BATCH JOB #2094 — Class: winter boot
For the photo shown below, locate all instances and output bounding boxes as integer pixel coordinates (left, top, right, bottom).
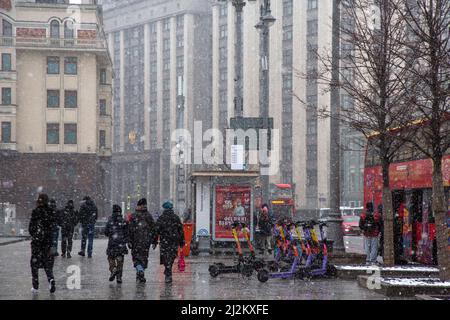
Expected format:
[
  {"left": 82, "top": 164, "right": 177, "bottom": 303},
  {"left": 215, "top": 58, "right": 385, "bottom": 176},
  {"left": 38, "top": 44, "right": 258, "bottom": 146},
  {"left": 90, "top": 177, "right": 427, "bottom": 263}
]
[
  {"left": 49, "top": 279, "right": 56, "bottom": 294},
  {"left": 67, "top": 252, "right": 72, "bottom": 259},
  {"left": 136, "top": 271, "right": 146, "bottom": 283},
  {"left": 165, "top": 275, "right": 173, "bottom": 284},
  {"left": 109, "top": 269, "right": 117, "bottom": 282},
  {"left": 116, "top": 273, "right": 123, "bottom": 284},
  {"left": 78, "top": 251, "right": 85, "bottom": 257},
  {"left": 61, "top": 253, "right": 66, "bottom": 258}
]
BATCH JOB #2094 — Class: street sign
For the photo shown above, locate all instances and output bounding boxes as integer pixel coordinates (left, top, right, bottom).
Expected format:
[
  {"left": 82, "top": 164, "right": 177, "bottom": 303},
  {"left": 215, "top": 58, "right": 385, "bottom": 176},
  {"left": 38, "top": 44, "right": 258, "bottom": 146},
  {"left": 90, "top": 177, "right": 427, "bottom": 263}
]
[{"left": 230, "top": 117, "right": 273, "bottom": 150}]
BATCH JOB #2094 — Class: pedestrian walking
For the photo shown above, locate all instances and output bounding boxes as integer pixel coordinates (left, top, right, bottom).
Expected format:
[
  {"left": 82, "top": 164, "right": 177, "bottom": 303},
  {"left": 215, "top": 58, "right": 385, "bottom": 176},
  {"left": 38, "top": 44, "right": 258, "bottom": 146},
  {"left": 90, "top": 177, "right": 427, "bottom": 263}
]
[
  {"left": 49, "top": 199, "right": 60, "bottom": 257},
  {"left": 128, "top": 198, "right": 155, "bottom": 284},
  {"left": 359, "top": 202, "right": 382, "bottom": 265},
  {"left": 78, "top": 196, "right": 98, "bottom": 258},
  {"left": 153, "top": 201, "right": 185, "bottom": 284},
  {"left": 28, "top": 194, "right": 57, "bottom": 294},
  {"left": 105, "top": 205, "right": 128, "bottom": 284},
  {"left": 258, "top": 206, "right": 273, "bottom": 255},
  {"left": 60, "top": 200, "right": 78, "bottom": 258}
]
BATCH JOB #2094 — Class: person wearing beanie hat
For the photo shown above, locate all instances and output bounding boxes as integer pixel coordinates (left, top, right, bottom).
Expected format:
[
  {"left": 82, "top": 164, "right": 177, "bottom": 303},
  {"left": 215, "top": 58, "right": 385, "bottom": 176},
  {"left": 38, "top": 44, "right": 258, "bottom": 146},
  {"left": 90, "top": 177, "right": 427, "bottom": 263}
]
[
  {"left": 128, "top": 198, "right": 155, "bottom": 283},
  {"left": 153, "top": 201, "right": 185, "bottom": 284},
  {"left": 105, "top": 205, "right": 128, "bottom": 284},
  {"left": 29, "top": 193, "right": 58, "bottom": 294}
]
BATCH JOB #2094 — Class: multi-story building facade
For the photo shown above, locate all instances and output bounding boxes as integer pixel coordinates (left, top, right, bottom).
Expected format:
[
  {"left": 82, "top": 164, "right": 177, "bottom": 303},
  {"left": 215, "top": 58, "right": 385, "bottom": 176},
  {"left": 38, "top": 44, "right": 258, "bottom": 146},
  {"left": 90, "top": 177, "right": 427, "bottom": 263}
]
[
  {"left": 0, "top": 0, "right": 113, "bottom": 226},
  {"left": 100, "top": 0, "right": 212, "bottom": 214},
  {"left": 211, "top": 0, "right": 364, "bottom": 212}
]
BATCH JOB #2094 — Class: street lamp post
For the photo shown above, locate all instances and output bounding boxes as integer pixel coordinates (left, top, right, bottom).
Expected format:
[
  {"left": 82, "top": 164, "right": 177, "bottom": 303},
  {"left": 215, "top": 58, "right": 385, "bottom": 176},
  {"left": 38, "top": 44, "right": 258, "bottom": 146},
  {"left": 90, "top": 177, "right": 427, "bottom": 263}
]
[
  {"left": 218, "top": 0, "right": 257, "bottom": 118},
  {"left": 328, "top": 0, "right": 345, "bottom": 252},
  {"left": 255, "top": 0, "right": 275, "bottom": 204}
]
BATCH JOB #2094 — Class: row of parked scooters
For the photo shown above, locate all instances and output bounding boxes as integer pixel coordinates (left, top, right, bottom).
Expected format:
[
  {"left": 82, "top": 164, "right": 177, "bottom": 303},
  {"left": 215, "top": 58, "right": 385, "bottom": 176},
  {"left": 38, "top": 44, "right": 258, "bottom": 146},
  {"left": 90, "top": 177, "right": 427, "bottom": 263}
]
[{"left": 208, "top": 219, "right": 337, "bottom": 282}]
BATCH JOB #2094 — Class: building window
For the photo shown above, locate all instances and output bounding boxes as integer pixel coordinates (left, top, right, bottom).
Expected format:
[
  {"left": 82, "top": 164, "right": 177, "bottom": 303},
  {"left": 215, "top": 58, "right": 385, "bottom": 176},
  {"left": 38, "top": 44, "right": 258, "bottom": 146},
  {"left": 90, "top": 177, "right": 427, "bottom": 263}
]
[
  {"left": 176, "top": 15, "right": 184, "bottom": 29},
  {"left": 150, "top": 42, "right": 157, "bottom": 53},
  {"left": 64, "top": 124, "right": 77, "bottom": 145},
  {"left": 177, "top": 56, "right": 184, "bottom": 69},
  {"left": 283, "top": 0, "right": 293, "bottom": 16},
  {"left": 99, "top": 130, "right": 106, "bottom": 148},
  {"left": 1, "top": 122, "right": 11, "bottom": 143},
  {"left": 177, "top": 35, "right": 184, "bottom": 48},
  {"left": 64, "top": 20, "right": 74, "bottom": 39},
  {"left": 308, "top": 0, "right": 318, "bottom": 10},
  {"left": 163, "top": 19, "right": 170, "bottom": 31},
  {"left": 2, "top": 53, "right": 11, "bottom": 71},
  {"left": 64, "top": 90, "right": 77, "bottom": 108},
  {"left": 47, "top": 56, "right": 60, "bottom": 74},
  {"left": 163, "top": 59, "right": 170, "bottom": 71},
  {"left": 64, "top": 57, "right": 77, "bottom": 75},
  {"left": 163, "top": 38, "right": 170, "bottom": 51},
  {"left": 2, "top": 20, "right": 12, "bottom": 37},
  {"left": 99, "top": 99, "right": 107, "bottom": 115},
  {"left": 47, "top": 123, "right": 59, "bottom": 144},
  {"left": 1, "top": 87, "right": 11, "bottom": 105},
  {"left": 220, "top": 25, "right": 227, "bottom": 38},
  {"left": 50, "top": 20, "right": 60, "bottom": 38},
  {"left": 150, "top": 23, "right": 156, "bottom": 34},
  {"left": 283, "top": 27, "right": 293, "bottom": 40},
  {"left": 307, "top": 20, "right": 318, "bottom": 36},
  {"left": 220, "top": 5, "right": 227, "bottom": 17},
  {"left": 47, "top": 90, "right": 60, "bottom": 108},
  {"left": 100, "top": 68, "right": 107, "bottom": 84}
]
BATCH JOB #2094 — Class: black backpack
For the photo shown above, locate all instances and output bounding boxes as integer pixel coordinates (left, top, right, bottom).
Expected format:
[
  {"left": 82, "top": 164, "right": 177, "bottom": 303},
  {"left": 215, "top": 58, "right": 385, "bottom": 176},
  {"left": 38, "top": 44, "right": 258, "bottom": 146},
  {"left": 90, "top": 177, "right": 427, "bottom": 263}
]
[{"left": 363, "top": 214, "right": 377, "bottom": 233}]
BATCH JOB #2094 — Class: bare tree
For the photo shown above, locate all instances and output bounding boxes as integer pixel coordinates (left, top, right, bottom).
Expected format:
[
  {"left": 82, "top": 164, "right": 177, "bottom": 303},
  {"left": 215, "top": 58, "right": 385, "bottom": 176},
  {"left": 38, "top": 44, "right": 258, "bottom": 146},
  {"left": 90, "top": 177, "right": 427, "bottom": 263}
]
[
  {"left": 294, "top": 0, "right": 413, "bottom": 266},
  {"left": 393, "top": 0, "right": 450, "bottom": 280}
]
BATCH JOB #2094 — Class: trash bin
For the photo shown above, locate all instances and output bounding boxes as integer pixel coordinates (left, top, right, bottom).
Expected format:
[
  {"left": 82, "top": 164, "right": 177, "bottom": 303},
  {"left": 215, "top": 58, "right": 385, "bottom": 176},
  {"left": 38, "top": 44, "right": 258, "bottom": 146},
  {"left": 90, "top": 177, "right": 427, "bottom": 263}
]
[{"left": 182, "top": 223, "right": 194, "bottom": 256}]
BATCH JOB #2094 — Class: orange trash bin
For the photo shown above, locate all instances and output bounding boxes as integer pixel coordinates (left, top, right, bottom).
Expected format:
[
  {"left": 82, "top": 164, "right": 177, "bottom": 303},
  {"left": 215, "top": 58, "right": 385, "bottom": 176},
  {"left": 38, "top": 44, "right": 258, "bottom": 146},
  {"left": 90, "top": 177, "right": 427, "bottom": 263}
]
[{"left": 182, "top": 223, "right": 194, "bottom": 257}]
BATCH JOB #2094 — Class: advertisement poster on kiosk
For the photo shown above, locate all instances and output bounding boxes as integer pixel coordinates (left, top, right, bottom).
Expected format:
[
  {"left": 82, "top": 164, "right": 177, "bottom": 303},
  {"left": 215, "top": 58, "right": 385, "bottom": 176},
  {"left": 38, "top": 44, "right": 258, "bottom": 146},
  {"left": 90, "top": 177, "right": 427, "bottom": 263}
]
[{"left": 213, "top": 185, "right": 253, "bottom": 241}]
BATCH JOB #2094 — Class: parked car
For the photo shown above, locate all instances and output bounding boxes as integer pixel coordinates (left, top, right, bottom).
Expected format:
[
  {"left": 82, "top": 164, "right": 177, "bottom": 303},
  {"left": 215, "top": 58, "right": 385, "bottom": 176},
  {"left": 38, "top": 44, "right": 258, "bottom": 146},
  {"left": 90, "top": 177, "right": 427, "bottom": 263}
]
[{"left": 341, "top": 215, "right": 361, "bottom": 236}]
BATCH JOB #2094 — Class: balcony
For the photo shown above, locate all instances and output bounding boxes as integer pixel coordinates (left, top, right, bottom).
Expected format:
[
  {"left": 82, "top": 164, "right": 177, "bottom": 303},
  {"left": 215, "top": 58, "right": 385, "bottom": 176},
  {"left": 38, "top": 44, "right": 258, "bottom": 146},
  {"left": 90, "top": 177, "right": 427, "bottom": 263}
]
[
  {"left": 0, "top": 36, "right": 107, "bottom": 52},
  {"left": 0, "top": 142, "right": 17, "bottom": 151}
]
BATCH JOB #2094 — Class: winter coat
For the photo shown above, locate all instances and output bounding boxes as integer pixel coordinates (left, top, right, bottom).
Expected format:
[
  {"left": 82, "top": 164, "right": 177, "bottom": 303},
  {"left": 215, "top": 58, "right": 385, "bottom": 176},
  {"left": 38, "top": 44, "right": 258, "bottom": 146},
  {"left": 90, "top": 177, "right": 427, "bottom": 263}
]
[
  {"left": 60, "top": 205, "right": 78, "bottom": 233},
  {"left": 79, "top": 199, "right": 98, "bottom": 226},
  {"left": 105, "top": 212, "right": 129, "bottom": 258},
  {"left": 154, "top": 208, "right": 185, "bottom": 265},
  {"left": 128, "top": 210, "right": 155, "bottom": 268},
  {"left": 29, "top": 205, "right": 57, "bottom": 268},
  {"left": 258, "top": 213, "right": 273, "bottom": 236},
  {"left": 359, "top": 211, "right": 382, "bottom": 237}
]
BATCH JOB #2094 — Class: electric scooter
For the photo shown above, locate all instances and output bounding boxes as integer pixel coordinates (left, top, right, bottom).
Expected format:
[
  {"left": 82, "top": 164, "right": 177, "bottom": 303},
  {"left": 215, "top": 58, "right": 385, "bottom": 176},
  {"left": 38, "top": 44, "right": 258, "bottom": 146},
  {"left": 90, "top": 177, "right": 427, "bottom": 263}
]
[
  {"left": 256, "top": 227, "right": 304, "bottom": 282},
  {"left": 295, "top": 220, "right": 336, "bottom": 279},
  {"left": 208, "top": 222, "right": 264, "bottom": 278}
]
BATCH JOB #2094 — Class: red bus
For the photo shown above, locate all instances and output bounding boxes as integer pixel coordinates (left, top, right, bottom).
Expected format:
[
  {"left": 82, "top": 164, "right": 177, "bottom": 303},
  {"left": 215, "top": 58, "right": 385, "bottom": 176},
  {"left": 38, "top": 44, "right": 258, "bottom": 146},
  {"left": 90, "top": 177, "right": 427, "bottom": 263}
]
[
  {"left": 364, "top": 123, "right": 450, "bottom": 265},
  {"left": 269, "top": 183, "right": 295, "bottom": 221}
]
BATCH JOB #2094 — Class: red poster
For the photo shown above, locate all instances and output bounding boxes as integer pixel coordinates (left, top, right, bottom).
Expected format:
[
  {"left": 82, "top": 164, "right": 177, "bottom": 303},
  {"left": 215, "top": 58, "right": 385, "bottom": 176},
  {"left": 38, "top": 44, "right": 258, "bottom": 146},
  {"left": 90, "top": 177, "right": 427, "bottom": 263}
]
[{"left": 214, "top": 185, "right": 252, "bottom": 241}]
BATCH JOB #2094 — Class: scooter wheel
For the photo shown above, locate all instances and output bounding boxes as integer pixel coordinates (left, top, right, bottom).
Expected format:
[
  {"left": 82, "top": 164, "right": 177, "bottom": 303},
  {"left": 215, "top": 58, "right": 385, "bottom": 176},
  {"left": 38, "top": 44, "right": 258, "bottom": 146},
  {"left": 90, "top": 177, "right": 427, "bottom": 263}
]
[
  {"left": 326, "top": 264, "right": 337, "bottom": 277},
  {"left": 209, "top": 265, "right": 220, "bottom": 278},
  {"left": 257, "top": 270, "right": 269, "bottom": 283},
  {"left": 242, "top": 265, "right": 253, "bottom": 277}
]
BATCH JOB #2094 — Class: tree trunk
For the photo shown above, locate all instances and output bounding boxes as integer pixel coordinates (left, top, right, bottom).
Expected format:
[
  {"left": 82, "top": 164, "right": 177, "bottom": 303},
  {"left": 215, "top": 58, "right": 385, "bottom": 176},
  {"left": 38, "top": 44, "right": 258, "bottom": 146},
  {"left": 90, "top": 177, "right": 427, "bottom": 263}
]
[
  {"left": 432, "top": 158, "right": 450, "bottom": 280},
  {"left": 381, "top": 159, "right": 395, "bottom": 266}
]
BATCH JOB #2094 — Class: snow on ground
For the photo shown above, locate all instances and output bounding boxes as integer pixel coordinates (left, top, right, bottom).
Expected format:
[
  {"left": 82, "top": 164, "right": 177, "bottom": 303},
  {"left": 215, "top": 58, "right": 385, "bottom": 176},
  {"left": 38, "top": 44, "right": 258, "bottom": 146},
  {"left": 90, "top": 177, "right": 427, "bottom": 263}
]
[
  {"left": 336, "top": 265, "right": 439, "bottom": 272},
  {"left": 381, "top": 278, "right": 450, "bottom": 287}
]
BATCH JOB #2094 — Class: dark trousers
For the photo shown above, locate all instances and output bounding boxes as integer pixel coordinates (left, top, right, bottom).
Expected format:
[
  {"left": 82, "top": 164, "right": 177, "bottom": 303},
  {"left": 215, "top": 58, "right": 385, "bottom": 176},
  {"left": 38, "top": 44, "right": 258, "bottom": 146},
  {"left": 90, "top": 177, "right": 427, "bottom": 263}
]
[
  {"left": 61, "top": 229, "right": 74, "bottom": 255},
  {"left": 164, "top": 257, "right": 176, "bottom": 278},
  {"left": 108, "top": 255, "right": 124, "bottom": 276},
  {"left": 30, "top": 253, "right": 54, "bottom": 289},
  {"left": 80, "top": 224, "right": 95, "bottom": 255},
  {"left": 52, "top": 227, "right": 60, "bottom": 253}
]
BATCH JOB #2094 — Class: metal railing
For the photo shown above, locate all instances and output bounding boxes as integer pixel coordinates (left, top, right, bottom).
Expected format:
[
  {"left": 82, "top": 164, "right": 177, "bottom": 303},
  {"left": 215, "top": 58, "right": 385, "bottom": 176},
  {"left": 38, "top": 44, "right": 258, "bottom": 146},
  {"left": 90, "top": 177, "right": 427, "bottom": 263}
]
[{"left": 0, "top": 36, "right": 106, "bottom": 50}]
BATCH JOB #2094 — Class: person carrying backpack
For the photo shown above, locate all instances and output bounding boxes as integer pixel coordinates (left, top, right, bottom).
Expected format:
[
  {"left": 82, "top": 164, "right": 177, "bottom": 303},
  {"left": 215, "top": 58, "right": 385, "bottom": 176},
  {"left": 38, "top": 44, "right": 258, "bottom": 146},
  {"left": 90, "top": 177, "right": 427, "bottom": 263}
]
[{"left": 359, "top": 202, "right": 382, "bottom": 265}]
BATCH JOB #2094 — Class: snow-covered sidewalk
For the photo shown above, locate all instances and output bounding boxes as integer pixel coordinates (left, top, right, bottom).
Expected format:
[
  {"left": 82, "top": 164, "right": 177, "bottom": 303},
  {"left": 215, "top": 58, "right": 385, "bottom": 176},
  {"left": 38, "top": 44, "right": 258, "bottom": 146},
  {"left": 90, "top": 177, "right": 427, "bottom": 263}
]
[{"left": 334, "top": 264, "right": 439, "bottom": 279}]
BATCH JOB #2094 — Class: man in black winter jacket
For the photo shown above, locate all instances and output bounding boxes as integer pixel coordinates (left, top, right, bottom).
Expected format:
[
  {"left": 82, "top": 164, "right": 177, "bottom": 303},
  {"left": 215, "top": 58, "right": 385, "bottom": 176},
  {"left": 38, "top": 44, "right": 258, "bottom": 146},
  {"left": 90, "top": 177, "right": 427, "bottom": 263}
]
[
  {"left": 60, "top": 200, "right": 78, "bottom": 258},
  {"left": 128, "top": 198, "right": 155, "bottom": 283},
  {"left": 78, "top": 196, "right": 98, "bottom": 258},
  {"left": 153, "top": 201, "right": 185, "bottom": 284},
  {"left": 29, "top": 194, "right": 57, "bottom": 294}
]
